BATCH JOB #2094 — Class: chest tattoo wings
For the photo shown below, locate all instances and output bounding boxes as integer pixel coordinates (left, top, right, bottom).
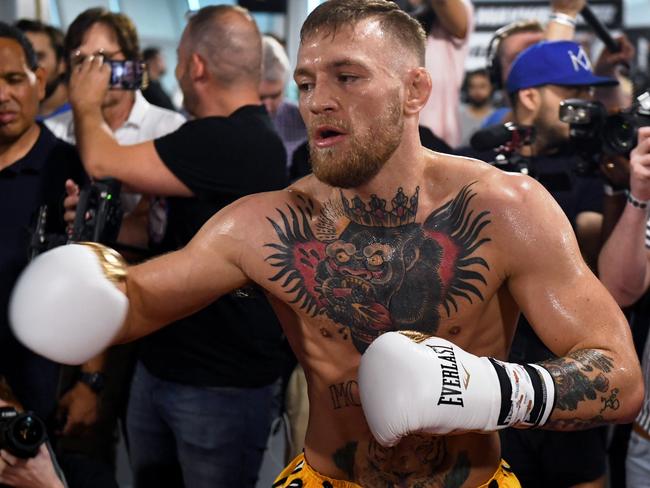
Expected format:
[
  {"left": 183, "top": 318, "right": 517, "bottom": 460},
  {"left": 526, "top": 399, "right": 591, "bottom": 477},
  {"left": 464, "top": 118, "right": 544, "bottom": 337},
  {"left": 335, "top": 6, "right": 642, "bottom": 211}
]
[{"left": 264, "top": 183, "right": 491, "bottom": 353}]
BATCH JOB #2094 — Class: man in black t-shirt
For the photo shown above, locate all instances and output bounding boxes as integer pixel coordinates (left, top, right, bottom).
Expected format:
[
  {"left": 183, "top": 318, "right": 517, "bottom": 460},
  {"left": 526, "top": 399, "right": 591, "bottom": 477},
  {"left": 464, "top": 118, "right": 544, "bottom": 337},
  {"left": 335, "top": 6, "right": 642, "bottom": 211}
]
[{"left": 65, "top": 5, "right": 288, "bottom": 487}]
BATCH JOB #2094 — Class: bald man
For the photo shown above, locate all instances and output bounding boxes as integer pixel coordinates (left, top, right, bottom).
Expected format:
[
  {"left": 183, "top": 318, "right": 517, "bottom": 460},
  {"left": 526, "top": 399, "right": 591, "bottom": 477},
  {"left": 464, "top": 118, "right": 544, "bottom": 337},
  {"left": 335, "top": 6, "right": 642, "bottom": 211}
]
[{"left": 64, "top": 6, "right": 289, "bottom": 487}]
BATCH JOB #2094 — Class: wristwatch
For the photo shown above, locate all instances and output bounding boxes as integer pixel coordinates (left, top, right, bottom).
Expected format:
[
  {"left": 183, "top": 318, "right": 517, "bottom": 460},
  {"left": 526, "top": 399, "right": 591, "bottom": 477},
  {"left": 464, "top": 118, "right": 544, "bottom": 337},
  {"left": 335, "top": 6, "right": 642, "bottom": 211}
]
[{"left": 79, "top": 372, "right": 106, "bottom": 393}]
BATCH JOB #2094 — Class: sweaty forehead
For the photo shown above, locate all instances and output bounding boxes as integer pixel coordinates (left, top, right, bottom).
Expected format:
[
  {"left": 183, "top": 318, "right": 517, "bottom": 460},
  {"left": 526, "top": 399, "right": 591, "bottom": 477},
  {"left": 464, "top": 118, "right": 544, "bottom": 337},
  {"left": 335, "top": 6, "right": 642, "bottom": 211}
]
[{"left": 298, "top": 18, "right": 404, "bottom": 70}]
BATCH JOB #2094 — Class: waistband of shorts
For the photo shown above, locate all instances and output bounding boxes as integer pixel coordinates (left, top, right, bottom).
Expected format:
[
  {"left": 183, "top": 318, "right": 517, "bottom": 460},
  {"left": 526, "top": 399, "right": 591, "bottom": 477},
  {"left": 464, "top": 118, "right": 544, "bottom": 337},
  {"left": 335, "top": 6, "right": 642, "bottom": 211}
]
[{"left": 296, "top": 454, "right": 517, "bottom": 488}]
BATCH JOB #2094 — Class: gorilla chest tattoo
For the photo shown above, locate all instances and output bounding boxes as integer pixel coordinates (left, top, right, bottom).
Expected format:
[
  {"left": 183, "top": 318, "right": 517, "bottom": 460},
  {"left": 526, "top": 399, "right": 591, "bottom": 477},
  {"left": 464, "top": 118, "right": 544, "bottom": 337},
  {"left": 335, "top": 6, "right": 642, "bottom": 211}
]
[{"left": 265, "top": 184, "right": 492, "bottom": 353}]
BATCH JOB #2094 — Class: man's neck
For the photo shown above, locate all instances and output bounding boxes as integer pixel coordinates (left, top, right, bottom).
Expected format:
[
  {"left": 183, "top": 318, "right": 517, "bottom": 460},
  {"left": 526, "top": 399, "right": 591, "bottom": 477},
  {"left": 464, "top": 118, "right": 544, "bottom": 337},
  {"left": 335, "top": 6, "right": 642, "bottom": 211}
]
[
  {"left": 194, "top": 85, "right": 260, "bottom": 118},
  {"left": 338, "top": 128, "right": 428, "bottom": 202},
  {"left": 103, "top": 92, "right": 136, "bottom": 131},
  {"left": 39, "top": 84, "right": 68, "bottom": 118},
  {"left": 0, "top": 123, "right": 41, "bottom": 170}
]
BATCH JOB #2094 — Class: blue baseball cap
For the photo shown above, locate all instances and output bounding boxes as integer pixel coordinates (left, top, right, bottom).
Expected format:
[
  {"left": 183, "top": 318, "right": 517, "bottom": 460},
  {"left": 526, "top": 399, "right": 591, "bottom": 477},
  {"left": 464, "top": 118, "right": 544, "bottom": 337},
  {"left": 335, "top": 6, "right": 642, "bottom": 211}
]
[{"left": 506, "top": 40, "right": 618, "bottom": 94}]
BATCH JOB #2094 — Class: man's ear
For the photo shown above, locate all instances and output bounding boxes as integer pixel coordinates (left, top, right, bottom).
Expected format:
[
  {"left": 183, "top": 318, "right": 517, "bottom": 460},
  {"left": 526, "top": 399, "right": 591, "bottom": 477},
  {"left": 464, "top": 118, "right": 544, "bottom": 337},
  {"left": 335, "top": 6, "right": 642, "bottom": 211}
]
[
  {"left": 517, "top": 87, "right": 540, "bottom": 113},
  {"left": 404, "top": 67, "right": 431, "bottom": 116},
  {"left": 190, "top": 52, "right": 207, "bottom": 82}
]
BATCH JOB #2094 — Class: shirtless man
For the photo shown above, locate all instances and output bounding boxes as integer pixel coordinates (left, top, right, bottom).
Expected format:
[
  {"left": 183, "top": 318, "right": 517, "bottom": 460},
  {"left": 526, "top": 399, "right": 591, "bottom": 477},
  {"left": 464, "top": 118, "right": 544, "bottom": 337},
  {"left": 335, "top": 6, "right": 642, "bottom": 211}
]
[{"left": 9, "top": 1, "right": 643, "bottom": 486}]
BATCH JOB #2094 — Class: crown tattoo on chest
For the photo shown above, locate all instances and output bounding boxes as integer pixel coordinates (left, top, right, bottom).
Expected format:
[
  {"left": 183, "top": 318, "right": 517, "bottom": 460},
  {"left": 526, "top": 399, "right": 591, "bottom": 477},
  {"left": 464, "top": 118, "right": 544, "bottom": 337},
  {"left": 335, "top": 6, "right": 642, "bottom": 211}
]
[{"left": 264, "top": 183, "right": 492, "bottom": 353}]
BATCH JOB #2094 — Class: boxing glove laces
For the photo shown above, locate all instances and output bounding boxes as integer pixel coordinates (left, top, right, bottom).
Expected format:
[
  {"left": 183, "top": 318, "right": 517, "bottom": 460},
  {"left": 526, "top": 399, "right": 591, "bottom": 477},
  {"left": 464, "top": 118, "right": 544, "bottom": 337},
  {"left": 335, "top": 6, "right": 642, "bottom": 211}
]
[
  {"left": 358, "top": 332, "right": 556, "bottom": 447},
  {"left": 9, "top": 243, "right": 129, "bottom": 365}
]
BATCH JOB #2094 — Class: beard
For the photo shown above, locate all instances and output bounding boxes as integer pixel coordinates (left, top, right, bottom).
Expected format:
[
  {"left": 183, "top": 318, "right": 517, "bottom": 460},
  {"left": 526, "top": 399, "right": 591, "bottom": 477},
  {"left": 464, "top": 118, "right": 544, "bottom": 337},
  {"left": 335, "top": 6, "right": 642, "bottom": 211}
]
[
  {"left": 309, "top": 98, "right": 403, "bottom": 188},
  {"left": 468, "top": 96, "right": 489, "bottom": 109},
  {"left": 533, "top": 110, "right": 569, "bottom": 154}
]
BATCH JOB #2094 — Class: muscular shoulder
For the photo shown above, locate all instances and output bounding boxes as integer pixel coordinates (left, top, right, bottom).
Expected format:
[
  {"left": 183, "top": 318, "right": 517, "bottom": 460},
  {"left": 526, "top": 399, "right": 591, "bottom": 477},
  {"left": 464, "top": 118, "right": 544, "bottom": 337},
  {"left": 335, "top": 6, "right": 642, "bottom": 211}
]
[{"left": 431, "top": 153, "right": 575, "bottom": 273}]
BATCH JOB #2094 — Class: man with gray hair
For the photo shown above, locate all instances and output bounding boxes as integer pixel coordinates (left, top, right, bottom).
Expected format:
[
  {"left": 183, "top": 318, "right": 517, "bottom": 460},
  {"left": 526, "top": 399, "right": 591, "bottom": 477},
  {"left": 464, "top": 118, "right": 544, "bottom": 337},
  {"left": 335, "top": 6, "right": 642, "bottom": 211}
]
[
  {"left": 62, "top": 5, "right": 288, "bottom": 487},
  {"left": 261, "top": 35, "right": 306, "bottom": 172}
]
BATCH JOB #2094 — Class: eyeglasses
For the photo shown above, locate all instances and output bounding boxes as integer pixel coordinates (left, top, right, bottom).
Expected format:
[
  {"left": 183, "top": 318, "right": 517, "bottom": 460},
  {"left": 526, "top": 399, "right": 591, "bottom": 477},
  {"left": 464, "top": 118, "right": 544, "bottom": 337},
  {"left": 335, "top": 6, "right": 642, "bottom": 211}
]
[{"left": 69, "top": 49, "right": 124, "bottom": 67}]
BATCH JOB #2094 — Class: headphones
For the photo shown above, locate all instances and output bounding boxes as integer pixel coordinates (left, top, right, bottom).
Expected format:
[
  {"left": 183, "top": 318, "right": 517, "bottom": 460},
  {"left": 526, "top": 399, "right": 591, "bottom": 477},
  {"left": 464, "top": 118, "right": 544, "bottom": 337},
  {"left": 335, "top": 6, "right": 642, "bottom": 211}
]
[{"left": 486, "top": 20, "right": 543, "bottom": 90}]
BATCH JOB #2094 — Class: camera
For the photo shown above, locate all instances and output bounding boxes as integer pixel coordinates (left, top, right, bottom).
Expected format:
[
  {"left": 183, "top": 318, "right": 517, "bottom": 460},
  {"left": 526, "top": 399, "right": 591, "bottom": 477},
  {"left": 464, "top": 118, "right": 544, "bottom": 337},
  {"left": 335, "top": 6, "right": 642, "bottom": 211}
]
[
  {"left": 560, "top": 91, "right": 650, "bottom": 172},
  {"left": 0, "top": 407, "right": 47, "bottom": 458},
  {"left": 107, "top": 60, "right": 147, "bottom": 90},
  {"left": 69, "top": 178, "right": 123, "bottom": 243},
  {"left": 470, "top": 122, "right": 536, "bottom": 176},
  {"left": 30, "top": 178, "right": 123, "bottom": 259}
]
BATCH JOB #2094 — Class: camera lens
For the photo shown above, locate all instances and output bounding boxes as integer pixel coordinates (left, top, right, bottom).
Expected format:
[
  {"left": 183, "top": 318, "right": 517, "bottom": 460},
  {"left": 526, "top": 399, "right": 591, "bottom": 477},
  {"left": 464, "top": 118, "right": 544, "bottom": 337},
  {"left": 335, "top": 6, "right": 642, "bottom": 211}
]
[
  {"left": 604, "top": 114, "right": 636, "bottom": 154},
  {"left": 11, "top": 414, "right": 45, "bottom": 446}
]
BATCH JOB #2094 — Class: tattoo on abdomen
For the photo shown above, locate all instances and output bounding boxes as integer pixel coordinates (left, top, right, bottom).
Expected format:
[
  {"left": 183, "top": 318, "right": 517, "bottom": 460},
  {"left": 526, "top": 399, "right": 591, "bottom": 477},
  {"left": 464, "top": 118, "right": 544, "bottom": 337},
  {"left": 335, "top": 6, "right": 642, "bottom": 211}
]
[
  {"left": 329, "top": 380, "right": 361, "bottom": 409},
  {"left": 265, "top": 184, "right": 491, "bottom": 352},
  {"left": 333, "top": 441, "right": 357, "bottom": 479},
  {"left": 541, "top": 349, "right": 616, "bottom": 415},
  {"left": 339, "top": 437, "right": 470, "bottom": 487}
]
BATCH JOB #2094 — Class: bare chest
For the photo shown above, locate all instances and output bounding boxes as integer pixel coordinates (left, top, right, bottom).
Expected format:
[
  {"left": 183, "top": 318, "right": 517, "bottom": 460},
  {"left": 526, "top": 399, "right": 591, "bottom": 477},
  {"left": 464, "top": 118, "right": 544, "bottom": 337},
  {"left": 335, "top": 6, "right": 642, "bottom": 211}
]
[{"left": 261, "top": 184, "right": 502, "bottom": 355}]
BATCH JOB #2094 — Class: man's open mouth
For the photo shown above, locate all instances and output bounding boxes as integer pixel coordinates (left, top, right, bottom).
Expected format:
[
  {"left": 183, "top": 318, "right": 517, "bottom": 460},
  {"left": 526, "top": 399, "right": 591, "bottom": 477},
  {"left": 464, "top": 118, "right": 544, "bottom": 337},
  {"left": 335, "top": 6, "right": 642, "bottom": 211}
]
[{"left": 314, "top": 126, "right": 347, "bottom": 147}]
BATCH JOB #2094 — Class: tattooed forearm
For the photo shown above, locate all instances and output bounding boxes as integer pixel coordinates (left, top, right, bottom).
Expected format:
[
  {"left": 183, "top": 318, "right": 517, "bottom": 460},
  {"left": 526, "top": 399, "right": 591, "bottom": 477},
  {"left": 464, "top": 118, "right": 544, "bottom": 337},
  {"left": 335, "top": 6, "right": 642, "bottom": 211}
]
[
  {"left": 329, "top": 380, "right": 362, "bottom": 409},
  {"left": 600, "top": 388, "right": 620, "bottom": 414},
  {"left": 541, "top": 349, "right": 618, "bottom": 416},
  {"left": 544, "top": 415, "right": 606, "bottom": 430}
]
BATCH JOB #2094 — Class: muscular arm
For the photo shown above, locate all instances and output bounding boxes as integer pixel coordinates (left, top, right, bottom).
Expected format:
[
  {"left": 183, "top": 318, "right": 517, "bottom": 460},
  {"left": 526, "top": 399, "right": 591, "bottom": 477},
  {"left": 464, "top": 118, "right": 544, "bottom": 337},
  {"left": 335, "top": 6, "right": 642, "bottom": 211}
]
[
  {"left": 115, "top": 199, "right": 252, "bottom": 343},
  {"left": 429, "top": 0, "right": 470, "bottom": 39},
  {"left": 503, "top": 175, "right": 642, "bottom": 429}
]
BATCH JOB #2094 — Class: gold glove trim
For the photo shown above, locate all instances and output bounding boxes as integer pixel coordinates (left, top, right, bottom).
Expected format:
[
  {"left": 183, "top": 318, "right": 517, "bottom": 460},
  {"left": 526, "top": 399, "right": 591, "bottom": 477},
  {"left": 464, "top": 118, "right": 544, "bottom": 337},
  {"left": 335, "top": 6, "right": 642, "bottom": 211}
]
[
  {"left": 398, "top": 330, "right": 431, "bottom": 343},
  {"left": 79, "top": 242, "right": 127, "bottom": 284}
]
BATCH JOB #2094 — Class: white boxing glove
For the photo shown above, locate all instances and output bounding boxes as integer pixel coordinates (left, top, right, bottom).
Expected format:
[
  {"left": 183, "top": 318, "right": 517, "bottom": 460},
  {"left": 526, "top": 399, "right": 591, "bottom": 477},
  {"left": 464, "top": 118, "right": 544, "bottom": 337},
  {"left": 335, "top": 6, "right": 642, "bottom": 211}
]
[
  {"left": 9, "top": 243, "right": 129, "bottom": 365},
  {"left": 358, "top": 332, "right": 555, "bottom": 447}
]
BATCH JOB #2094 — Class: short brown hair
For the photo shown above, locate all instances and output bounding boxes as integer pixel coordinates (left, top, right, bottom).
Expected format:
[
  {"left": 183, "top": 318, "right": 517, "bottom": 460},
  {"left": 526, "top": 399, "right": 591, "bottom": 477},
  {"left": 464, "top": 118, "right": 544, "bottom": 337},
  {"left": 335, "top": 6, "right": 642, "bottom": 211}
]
[
  {"left": 186, "top": 5, "right": 262, "bottom": 87},
  {"left": 64, "top": 8, "right": 140, "bottom": 71},
  {"left": 301, "top": 0, "right": 426, "bottom": 65}
]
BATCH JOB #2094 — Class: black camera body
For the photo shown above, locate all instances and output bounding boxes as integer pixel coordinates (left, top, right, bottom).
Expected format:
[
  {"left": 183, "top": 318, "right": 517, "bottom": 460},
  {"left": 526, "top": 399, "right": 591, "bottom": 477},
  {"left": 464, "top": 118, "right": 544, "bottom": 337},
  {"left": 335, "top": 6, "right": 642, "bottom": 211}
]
[
  {"left": 560, "top": 91, "right": 650, "bottom": 172},
  {"left": 69, "top": 178, "right": 123, "bottom": 243},
  {"left": 470, "top": 122, "right": 536, "bottom": 176},
  {"left": 0, "top": 407, "right": 47, "bottom": 458},
  {"left": 30, "top": 178, "right": 123, "bottom": 259}
]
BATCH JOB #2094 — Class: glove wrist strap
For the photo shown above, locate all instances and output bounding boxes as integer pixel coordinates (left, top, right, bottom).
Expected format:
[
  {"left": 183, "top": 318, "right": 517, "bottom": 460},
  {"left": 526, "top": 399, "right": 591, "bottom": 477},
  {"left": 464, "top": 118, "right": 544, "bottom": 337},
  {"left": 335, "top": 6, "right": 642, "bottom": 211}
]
[{"left": 489, "top": 359, "right": 555, "bottom": 428}]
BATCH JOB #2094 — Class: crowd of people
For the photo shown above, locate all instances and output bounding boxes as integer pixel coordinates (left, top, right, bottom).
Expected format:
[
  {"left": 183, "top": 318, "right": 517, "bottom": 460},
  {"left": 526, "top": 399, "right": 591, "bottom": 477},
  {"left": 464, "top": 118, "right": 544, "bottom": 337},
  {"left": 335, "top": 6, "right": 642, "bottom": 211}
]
[{"left": 1, "top": 0, "right": 650, "bottom": 487}]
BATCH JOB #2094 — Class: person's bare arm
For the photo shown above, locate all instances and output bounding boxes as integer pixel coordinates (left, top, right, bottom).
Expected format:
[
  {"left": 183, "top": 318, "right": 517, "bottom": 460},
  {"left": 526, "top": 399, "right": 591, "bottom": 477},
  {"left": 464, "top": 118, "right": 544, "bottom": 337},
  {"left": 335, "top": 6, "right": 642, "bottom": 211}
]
[
  {"left": 429, "top": 0, "right": 470, "bottom": 39},
  {"left": 599, "top": 127, "right": 650, "bottom": 306},
  {"left": 545, "top": 0, "right": 584, "bottom": 40},
  {"left": 501, "top": 175, "right": 643, "bottom": 429},
  {"left": 69, "top": 55, "right": 192, "bottom": 197},
  {"left": 114, "top": 196, "right": 256, "bottom": 344}
]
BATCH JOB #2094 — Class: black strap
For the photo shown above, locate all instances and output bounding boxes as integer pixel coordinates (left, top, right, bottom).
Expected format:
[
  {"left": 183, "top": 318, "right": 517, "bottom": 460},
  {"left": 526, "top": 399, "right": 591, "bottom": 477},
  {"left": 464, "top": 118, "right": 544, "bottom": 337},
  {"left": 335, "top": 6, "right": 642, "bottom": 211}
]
[{"left": 488, "top": 358, "right": 512, "bottom": 427}]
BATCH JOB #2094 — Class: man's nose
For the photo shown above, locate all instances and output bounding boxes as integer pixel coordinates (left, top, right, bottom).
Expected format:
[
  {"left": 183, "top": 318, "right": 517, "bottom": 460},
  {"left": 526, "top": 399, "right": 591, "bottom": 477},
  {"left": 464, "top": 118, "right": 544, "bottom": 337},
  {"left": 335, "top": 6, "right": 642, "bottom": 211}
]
[{"left": 308, "top": 81, "right": 338, "bottom": 114}]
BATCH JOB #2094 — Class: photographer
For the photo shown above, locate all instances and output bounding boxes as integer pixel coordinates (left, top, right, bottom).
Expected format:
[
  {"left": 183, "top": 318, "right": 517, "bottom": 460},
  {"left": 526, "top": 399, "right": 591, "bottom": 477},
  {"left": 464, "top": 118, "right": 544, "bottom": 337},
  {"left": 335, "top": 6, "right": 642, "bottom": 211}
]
[
  {"left": 497, "top": 40, "right": 618, "bottom": 488},
  {"left": 483, "top": 0, "right": 634, "bottom": 128},
  {"left": 0, "top": 379, "right": 65, "bottom": 488},
  {"left": 599, "top": 126, "right": 650, "bottom": 486}
]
